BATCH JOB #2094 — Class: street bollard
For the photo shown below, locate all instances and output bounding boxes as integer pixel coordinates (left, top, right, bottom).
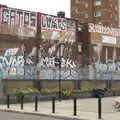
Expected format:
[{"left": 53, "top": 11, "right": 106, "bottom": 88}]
[
  {"left": 35, "top": 96, "right": 38, "bottom": 112},
  {"left": 52, "top": 97, "right": 55, "bottom": 113},
  {"left": 21, "top": 95, "right": 24, "bottom": 110},
  {"left": 73, "top": 97, "right": 77, "bottom": 116},
  {"left": 98, "top": 97, "right": 102, "bottom": 119},
  {"left": 6, "top": 94, "right": 10, "bottom": 108}
]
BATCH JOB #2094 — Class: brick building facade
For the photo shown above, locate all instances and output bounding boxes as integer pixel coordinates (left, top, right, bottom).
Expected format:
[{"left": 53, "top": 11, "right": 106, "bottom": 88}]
[{"left": 71, "top": 0, "right": 118, "bottom": 27}]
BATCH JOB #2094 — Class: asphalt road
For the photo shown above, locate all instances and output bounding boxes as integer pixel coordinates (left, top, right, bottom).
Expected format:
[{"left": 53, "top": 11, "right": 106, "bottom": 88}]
[{"left": 0, "top": 111, "right": 73, "bottom": 120}]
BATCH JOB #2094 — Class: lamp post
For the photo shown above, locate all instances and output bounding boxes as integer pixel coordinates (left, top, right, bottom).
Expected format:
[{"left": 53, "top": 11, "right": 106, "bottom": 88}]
[
  {"left": 58, "top": 43, "right": 62, "bottom": 99},
  {"left": 22, "top": 43, "right": 26, "bottom": 78},
  {"left": 54, "top": 43, "right": 62, "bottom": 99},
  {"left": 57, "top": 11, "right": 65, "bottom": 99}
]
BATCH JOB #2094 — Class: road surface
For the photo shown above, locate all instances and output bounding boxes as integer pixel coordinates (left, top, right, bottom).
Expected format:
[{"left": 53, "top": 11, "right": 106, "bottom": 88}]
[{"left": 0, "top": 111, "right": 73, "bottom": 120}]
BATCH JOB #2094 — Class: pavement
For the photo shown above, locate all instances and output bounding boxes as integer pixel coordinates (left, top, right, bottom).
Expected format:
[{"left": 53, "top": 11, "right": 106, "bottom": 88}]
[{"left": 0, "top": 96, "right": 120, "bottom": 120}]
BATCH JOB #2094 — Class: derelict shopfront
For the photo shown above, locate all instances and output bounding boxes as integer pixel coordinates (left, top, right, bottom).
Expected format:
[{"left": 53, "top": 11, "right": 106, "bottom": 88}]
[
  {"left": 0, "top": 5, "right": 37, "bottom": 80},
  {"left": 36, "top": 13, "right": 80, "bottom": 80},
  {"left": 88, "top": 23, "right": 120, "bottom": 80}
]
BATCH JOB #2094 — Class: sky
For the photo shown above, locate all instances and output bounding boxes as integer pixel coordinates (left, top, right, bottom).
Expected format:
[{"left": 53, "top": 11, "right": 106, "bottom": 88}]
[{"left": 0, "top": 0, "right": 70, "bottom": 18}]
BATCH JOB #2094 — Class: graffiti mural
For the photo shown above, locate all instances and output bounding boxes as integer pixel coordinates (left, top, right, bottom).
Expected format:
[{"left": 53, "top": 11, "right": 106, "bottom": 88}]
[
  {"left": 33, "top": 13, "right": 82, "bottom": 79},
  {"left": 0, "top": 55, "right": 35, "bottom": 77},
  {"left": 87, "top": 25, "right": 120, "bottom": 80},
  {"left": 2, "top": 11, "right": 120, "bottom": 80},
  {"left": 0, "top": 42, "right": 37, "bottom": 79},
  {"left": 0, "top": 6, "right": 37, "bottom": 37},
  {"left": 27, "top": 41, "right": 82, "bottom": 80}
]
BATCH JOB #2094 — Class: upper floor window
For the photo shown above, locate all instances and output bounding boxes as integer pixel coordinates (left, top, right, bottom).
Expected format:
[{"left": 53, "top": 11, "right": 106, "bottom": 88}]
[
  {"left": 85, "top": 2, "right": 89, "bottom": 8},
  {"left": 94, "top": 0, "right": 102, "bottom": 6},
  {"left": 75, "top": 8, "right": 80, "bottom": 15},
  {"left": 115, "top": 16, "right": 118, "bottom": 21},
  {"left": 76, "top": 0, "right": 84, "bottom": 4},
  {"left": 94, "top": 11, "right": 102, "bottom": 17},
  {"left": 115, "top": 6, "right": 117, "bottom": 11},
  {"left": 85, "top": 13, "right": 88, "bottom": 18},
  {"left": 110, "top": 14, "right": 113, "bottom": 18}
]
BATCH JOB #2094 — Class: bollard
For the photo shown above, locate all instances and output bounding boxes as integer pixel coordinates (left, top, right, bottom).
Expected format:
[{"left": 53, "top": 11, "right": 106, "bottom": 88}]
[
  {"left": 52, "top": 97, "right": 55, "bottom": 113},
  {"left": 6, "top": 94, "right": 10, "bottom": 108},
  {"left": 98, "top": 97, "right": 102, "bottom": 119},
  {"left": 35, "top": 96, "right": 38, "bottom": 112},
  {"left": 21, "top": 95, "right": 24, "bottom": 110},
  {"left": 73, "top": 97, "right": 77, "bottom": 116}
]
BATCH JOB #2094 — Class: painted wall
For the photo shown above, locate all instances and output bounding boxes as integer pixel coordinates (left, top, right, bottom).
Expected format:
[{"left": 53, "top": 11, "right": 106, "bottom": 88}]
[{"left": 0, "top": 5, "right": 37, "bottom": 37}]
